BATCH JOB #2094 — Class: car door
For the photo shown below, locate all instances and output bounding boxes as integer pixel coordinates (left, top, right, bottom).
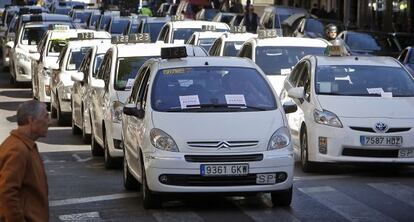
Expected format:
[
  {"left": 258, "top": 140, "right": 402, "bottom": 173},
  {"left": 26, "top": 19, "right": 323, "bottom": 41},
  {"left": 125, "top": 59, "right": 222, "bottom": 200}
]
[{"left": 73, "top": 49, "right": 91, "bottom": 126}]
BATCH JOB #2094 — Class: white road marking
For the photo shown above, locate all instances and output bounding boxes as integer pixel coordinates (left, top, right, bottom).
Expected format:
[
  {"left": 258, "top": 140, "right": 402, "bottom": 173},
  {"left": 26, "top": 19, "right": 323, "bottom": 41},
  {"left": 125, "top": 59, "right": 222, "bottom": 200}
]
[
  {"left": 49, "top": 193, "right": 139, "bottom": 207},
  {"left": 59, "top": 211, "right": 100, "bottom": 221},
  {"left": 72, "top": 153, "right": 93, "bottom": 162},
  {"left": 151, "top": 210, "right": 204, "bottom": 222},
  {"left": 299, "top": 186, "right": 396, "bottom": 222},
  {"left": 368, "top": 182, "right": 414, "bottom": 207},
  {"left": 293, "top": 175, "right": 351, "bottom": 181}
]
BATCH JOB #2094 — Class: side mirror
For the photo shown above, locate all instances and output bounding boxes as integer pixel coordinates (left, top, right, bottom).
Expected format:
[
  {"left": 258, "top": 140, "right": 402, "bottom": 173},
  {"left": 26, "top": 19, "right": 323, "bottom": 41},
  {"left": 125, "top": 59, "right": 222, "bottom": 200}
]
[
  {"left": 5, "top": 41, "right": 14, "bottom": 49},
  {"left": 71, "top": 71, "right": 84, "bottom": 82},
  {"left": 91, "top": 78, "right": 105, "bottom": 89},
  {"left": 50, "top": 63, "right": 59, "bottom": 70},
  {"left": 287, "top": 87, "right": 305, "bottom": 99},
  {"left": 123, "top": 103, "right": 145, "bottom": 119},
  {"left": 29, "top": 52, "right": 40, "bottom": 61},
  {"left": 282, "top": 101, "right": 297, "bottom": 114}
]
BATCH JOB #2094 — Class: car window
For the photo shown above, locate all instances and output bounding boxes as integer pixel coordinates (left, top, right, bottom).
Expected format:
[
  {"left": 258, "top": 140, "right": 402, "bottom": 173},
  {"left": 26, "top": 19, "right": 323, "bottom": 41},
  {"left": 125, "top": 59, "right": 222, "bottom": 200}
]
[
  {"left": 151, "top": 67, "right": 277, "bottom": 112},
  {"left": 223, "top": 41, "right": 244, "bottom": 56},
  {"left": 289, "top": 62, "right": 305, "bottom": 86},
  {"left": 47, "top": 39, "right": 68, "bottom": 57},
  {"left": 93, "top": 54, "right": 105, "bottom": 78},
  {"left": 198, "top": 38, "right": 216, "bottom": 51},
  {"left": 66, "top": 47, "right": 91, "bottom": 71},
  {"left": 143, "top": 22, "right": 165, "bottom": 42},
  {"left": 131, "top": 66, "right": 148, "bottom": 103},
  {"left": 109, "top": 19, "right": 130, "bottom": 34},
  {"left": 346, "top": 33, "right": 400, "bottom": 52},
  {"left": 21, "top": 26, "right": 48, "bottom": 45},
  {"left": 114, "top": 56, "right": 157, "bottom": 91},
  {"left": 315, "top": 65, "right": 414, "bottom": 97}
]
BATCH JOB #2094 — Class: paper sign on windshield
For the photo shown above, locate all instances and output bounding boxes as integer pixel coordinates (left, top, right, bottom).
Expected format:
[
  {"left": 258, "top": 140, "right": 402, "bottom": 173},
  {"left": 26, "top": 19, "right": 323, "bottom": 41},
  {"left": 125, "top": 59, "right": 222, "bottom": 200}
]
[
  {"left": 225, "top": 94, "right": 246, "bottom": 105},
  {"left": 125, "top": 78, "right": 134, "bottom": 90},
  {"left": 179, "top": 95, "right": 200, "bottom": 109},
  {"left": 281, "top": 68, "right": 291, "bottom": 75},
  {"left": 367, "top": 88, "right": 384, "bottom": 95}
]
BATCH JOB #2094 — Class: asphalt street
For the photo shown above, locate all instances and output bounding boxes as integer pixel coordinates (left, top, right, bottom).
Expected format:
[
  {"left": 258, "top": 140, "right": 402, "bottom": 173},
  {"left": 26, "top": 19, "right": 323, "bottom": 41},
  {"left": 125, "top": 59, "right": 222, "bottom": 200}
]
[{"left": 0, "top": 66, "right": 414, "bottom": 222}]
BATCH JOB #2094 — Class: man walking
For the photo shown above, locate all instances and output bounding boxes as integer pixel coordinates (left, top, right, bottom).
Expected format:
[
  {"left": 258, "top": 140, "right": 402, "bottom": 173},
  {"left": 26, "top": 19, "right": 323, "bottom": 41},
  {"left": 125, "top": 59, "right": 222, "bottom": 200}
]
[
  {"left": 0, "top": 100, "right": 50, "bottom": 222},
  {"left": 244, "top": 4, "right": 259, "bottom": 33}
]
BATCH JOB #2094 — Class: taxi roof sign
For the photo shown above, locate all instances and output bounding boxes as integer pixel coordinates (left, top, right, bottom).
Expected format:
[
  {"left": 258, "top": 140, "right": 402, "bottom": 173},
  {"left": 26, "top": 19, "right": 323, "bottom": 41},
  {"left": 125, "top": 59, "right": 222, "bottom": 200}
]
[
  {"left": 230, "top": 26, "right": 246, "bottom": 33},
  {"left": 257, "top": 29, "right": 277, "bottom": 39},
  {"left": 48, "top": 24, "right": 70, "bottom": 31},
  {"left": 324, "top": 45, "right": 348, "bottom": 56},
  {"left": 202, "top": 25, "right": 216, "bottom": 31},
  {"left": 111, "top": 33, "right": 151, "bottom": 44},
  {"left": 161, "top": 46, "right": 187, "bottom": 59},
  {"left": 171, "top": 15, "right": 185, "bottom": 22},
  {"left": 77, "top": 32, "right": 94, "bottom": 40}
]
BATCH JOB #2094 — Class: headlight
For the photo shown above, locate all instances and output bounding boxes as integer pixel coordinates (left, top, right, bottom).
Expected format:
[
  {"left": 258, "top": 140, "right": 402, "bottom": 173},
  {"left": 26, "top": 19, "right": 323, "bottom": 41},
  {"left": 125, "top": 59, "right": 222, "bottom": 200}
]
[
  {"left": 16, "top": 52, "right": 30, "bottom": 62},
  {"left": 111, "top": 101, "right": 123, "bottom": 123},
  {"left": 268, "top": 126, "right": 291, "bottom": 150},
  {"left": 314, "top": 109, "right": 343, "bottom": 128},
  {"left": 150, "top": 128, "right": 178, "bottom": 152}
]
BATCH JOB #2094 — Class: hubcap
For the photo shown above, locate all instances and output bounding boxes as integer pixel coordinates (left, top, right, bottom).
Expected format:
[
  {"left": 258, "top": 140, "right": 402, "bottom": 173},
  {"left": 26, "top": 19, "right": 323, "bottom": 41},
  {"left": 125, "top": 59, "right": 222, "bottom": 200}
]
[{"left": 301, "top": 133, "right": 307, "bottom": 165}]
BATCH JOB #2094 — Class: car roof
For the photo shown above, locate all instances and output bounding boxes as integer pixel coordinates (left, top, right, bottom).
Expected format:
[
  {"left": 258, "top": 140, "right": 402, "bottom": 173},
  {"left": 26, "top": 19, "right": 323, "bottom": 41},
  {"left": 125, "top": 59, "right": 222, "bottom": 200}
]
[
  {"left": 220, "top": 32, "right": 257, "bottom": 42},
  {"left": 253, "top": 37, "right": 329, "bottom": 47},
  {"left": 155, "top": 56, "right": 255, "bottom": 70},
  {"left": 67, "top": 38, "right": 111, "bottom": 48},
  {"left": 115, "top": 43, "right": 165, "bottom": 57},
  {"left": 21, "top": 13, "right": 71, "bottom": 22},
  {"left": 167, "top": 20, "right": 229, "bottom": 29},
  {"left": 314, "top": 56, "right": 401, "bottom": 67},
  {"left": 194, "top": 31, "right": 228, "bottom": 39},
  {"left": 143, "top": 17, "right": 171, "bottom": 23}
]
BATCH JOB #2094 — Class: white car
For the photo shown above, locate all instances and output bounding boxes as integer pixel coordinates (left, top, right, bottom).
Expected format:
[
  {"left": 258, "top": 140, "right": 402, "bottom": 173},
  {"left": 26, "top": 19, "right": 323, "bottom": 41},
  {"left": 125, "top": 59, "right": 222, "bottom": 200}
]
[
  {"left": 280, "top": 45, "right": 414, "bottom": 172},
  {"left": 238, "top": 29, "right": 329, "bottom": 94},
  {"left": 50, "top": 31, "right": 111, "bottom": 126},
  {"left": 121, "top": 46, "right": 296, "bottom": 209},
  {"left": 31, "top": 26, "right": 90, "bottom": 105},
  {"left": 209, "top": 26, "right": 256, "bottom": 56},
  {"left": 157, "top": 17, "right": 229, "bottom": 44},
  {"left": 186, "top": 25, "right": 228, "bottom": 51},
  {"left": 71, "top": 42, "right": 112, "bottom": 144}
]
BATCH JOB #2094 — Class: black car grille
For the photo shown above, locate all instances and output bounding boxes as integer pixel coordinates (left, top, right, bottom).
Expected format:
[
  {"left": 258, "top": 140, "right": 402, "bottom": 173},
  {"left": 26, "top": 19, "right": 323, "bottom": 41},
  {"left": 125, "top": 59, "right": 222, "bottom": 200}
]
[
  {"left": 184, "top": 154, "right": 263, "bottom": 163},
  {"left": 342, "top": 148, "right": 399, "bottom": 158},
  {"left": 350, "top": 127, "right": 411, "bottom": 133}
]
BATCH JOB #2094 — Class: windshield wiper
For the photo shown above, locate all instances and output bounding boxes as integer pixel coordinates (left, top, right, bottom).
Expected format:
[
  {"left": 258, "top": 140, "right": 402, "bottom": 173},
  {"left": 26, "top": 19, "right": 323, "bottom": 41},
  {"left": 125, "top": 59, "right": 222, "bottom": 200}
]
[{"left": 165, "top": 104, "right": 268, "bottom": 112}]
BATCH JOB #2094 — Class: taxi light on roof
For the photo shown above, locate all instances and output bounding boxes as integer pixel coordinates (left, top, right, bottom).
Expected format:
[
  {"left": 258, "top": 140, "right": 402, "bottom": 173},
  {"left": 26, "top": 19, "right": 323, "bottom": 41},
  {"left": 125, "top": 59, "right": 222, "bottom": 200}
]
[
  {"left": 73, "top": 5, "right": 85, "bottom": 10},
  {"left": 77, "top": 32, "right": 94, "bottom": 40},
  {"left": 111, "top": 33, "right": 151, "bottom": 44},
  {"left": 324, "top": 45, "right": 347, "bottom": 56},
  {"left": 171, "top": 15, "right": 185, "bottom": 21},
  {"left": 230, "top": 26, "right": 246, "bottom": 33},
  {"left": 29, "top": 15, "right": 43, "bottom": 22},
  {"left": 202, "top": 25, "right": 216, "bottom": 31},
  {"left": 257, "top": 29, "right": 277, "bottom": 39},
  {"left": 161, "top": 46, "right": 187, "bottom": 59},
  {"left": 29, "top": 9, "right": 43, "bottom": 14},
  {"left": 19, "top": 8, "right": 30, "bottom": 15},
  {"left": 49, "top": 24, "right": 70, "bottom": 31}
]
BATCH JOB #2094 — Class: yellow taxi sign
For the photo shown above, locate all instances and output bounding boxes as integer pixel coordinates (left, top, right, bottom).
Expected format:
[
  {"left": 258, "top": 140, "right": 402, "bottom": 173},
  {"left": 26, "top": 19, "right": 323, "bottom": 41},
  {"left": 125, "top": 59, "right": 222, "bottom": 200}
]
[
  {"left": 230, "top": 26, "right": 246, "bottom": 33},
  {"left": 171, "top": 15, "right": 185, "bottom": 22},
  {"left": 257, "top": 29, "right": 277, "bottom": 39},
  {"left": 202, "top": 25, "right": 216, "bottom": 31}
]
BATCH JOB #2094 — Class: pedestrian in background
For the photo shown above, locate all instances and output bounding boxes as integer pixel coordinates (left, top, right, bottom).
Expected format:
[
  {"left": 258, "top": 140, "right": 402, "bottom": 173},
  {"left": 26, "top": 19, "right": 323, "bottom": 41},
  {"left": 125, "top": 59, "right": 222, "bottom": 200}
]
[
  {"left": 0, "top": 100, "right": 50, "bottom": 222},
  {"left": 244, "top": 4, "right": 259, "bottom": 33}
]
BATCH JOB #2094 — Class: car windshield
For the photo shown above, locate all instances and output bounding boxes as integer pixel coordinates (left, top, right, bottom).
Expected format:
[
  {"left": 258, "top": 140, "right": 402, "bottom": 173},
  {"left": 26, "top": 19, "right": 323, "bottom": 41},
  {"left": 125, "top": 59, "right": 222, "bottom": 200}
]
[
  {"left": 93, "top": 54, "right": 105, "bottom": 77},
  {"left": 221, "top": 14, "right": 234, "bottom": 24},
  {"left": 89, "top": 14, "right": 100, "bottom": 27},
  {"left": 114, "top": 56, "right": 155, "bottom": 90},
  {"left": 346, "top": 33, "right": 400, "bottom": 52},
  {"left": 274, "top": 14, "right": 290, "bottom": 28},
  {"left": 110, "top": 19, "right": 129, "bottom": 34},
  {"left": 151, "top": 67, "right": 276, "bottom": 112},
  {"left": 395, "top": 35, "right": 414, "bottom": 49},
  {"left": 198, "top": 38, "right": 215, "bottom": 51},
  {"left": 255, "top": 46, "right": 325, "bottom": 75},
  {"left": 47, "top": 39, "right": 68, "bottom": 56},
  {"left": 21, "top": 26, "right": 48, "bottom": 45},
  {"left": 223, "top": 41, "right": 244, "bottom": 56},
  {"left": 204, "top": 9, "right": 218, "bottom": 21},
  {"left": 143, "top": 22, "right": 165, "bottom": 42},
  {"left": 99, "top": 16, "right": 111, "bottom": 30},
  {"left": 315, "top": 65, "right": 414, "bottom": 97},
  {"left": 66, "top": 47, "right": 91, "bottom": 70},
  {"left": 55, "top": 8, "right": 71, "bottom": 15}
]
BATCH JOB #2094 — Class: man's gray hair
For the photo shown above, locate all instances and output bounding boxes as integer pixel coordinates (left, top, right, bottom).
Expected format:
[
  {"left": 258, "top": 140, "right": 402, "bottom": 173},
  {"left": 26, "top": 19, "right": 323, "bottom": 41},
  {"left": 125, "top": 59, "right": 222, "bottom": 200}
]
[{"left": 17, "top": 100, "right": 46, "bottom": 126}]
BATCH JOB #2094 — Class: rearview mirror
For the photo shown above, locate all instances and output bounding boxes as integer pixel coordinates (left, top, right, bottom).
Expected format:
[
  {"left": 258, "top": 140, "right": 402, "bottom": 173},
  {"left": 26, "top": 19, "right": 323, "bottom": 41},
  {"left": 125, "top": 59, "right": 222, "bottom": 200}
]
[
  {"left": 287, "top": 87, "right": 305, "bottom": 99},
  {"left": 123, "top": 103, "right": 145, "bottom": 119},
  {"left": 71, "top": 71, "right": 84, "bottom": 82},
  {"left": 91, "top": 78, "right": 105, "bottom": 89}
]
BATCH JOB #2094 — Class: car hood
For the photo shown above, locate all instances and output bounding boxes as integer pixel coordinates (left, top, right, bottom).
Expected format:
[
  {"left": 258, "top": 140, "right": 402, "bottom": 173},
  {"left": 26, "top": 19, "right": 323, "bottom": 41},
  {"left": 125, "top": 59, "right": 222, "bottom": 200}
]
[
  {"left": 317, "top": 95, "right": 414, "bottom": 118},
  {"left": 152, "top": 110, "right": 284, "bottom": 153}
]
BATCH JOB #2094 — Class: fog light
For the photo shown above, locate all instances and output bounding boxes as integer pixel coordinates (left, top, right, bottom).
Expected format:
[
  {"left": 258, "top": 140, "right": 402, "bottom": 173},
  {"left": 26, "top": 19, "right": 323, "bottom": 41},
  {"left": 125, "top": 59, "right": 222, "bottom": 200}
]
[
  {"left": 319, "top": 137, "right": 327, "bottom": 154},
  {"left": 113, "top": 139, "right": 123, "bottom": 150},
  {"left": 276, "top": 172, "right": 287, "bottom": 183},
  {"left": 159, "top": 175, "right": 168, "bottom": 184},
  {"left": 18, "top": 67, "right": 25, "bottom": 75},
  {"left": 45, "top": 85, "right": 50, "bottom": 96}
]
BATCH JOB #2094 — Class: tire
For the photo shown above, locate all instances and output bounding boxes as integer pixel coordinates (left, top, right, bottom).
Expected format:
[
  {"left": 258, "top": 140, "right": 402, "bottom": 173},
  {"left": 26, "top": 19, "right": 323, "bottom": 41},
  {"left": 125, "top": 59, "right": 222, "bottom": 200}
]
[
  {"left": 123, "top": 154, "right": 139, "bottom": 191},
  {"left": 57, "top": 102, "right": 70, "bottom": 126},
  {"left": 271, "top": 187, "right": 293, "bottom": 207},
  {"left": 300, "top": 129, "right": 317, "bottom": 173},
  {"left": 9, "top": 75, "right": 15, "bottom": 85},
  {"left": 71, "top": 103, "right": 82, "bottom": 135},
  {"left": 51, "top": 104, "right": 57, "bottom": 118},
  {"left": 82, "top": 112, "right": 91, "bottom": 144},
  {"left": 91, "top": 128, "right": 104, "bottom": 156},
  {"left": 142, "top": 160, "right": 162, "bottom": 209},
  {"left": 104, "top": 132, "right": 121, "bottom": 169}
]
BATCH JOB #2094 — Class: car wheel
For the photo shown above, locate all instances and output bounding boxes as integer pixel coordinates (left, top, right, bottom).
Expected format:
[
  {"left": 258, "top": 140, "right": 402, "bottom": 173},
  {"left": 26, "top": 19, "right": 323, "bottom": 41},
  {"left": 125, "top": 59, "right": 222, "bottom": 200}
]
[
  {"left": 271, "top": 186, "right": 293, "bottom": 207},
  {"left": 91, "top": 129, "right": 104, "bottom": 156},
  {"left": 142, "top": 160, "right": 162, "bottom": 209},
  {"left": 57, "top": 102, "right": 69, "bottom": 126},
  {"left": 9, "top": 75, "right": 15, "bottom": 85},
  {"left": 300, "top": 129, "right": 317, "bottom": 173},
  {"left": 81, "top": 112, "right": 91, "bottom": 144},
  {"left": 123, "top": 154, "right": 139, "bottom": 190}
]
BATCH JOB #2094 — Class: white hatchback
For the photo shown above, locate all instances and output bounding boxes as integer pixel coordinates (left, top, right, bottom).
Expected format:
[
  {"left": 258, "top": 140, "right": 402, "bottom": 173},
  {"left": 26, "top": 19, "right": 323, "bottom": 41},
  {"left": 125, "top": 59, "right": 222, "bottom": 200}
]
[{"left": 122, "top": 47, "right": 296, "bottom": 209}]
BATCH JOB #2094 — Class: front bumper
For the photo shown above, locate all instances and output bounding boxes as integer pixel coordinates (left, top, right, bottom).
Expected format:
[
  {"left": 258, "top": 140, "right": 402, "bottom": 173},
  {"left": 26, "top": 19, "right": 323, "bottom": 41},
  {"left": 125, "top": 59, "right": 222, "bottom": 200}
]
[
  {"left": 107, "top": 121, "right": 123, "bottom": 157},
  {"left": 38, "top": 75, "right": 51, "bottom": 103},
  {"left": 144, "top": 150, "right": 294, "bottom": 193},
  {"left": 307, "top": 118, "right": 414, "bottom": 164},
  {"left": 14, "top": 59, "right": 31, "bottom": 82}
]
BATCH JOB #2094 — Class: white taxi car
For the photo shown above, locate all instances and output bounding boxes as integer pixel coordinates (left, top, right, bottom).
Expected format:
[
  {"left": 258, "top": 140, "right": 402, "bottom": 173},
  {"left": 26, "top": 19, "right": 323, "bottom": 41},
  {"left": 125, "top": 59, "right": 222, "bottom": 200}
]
[
  {"left": 156, "top": 16, "right": 229, "bottom": 44},
  {"left": 50, "top": 31, "right": 111, "bottom": 126},
  {"left": 71, "top": 42, "right": 112, "bottom": 144},
  {"left": 281, "top": 45, "right": 414, "bottom": 172},
  {"left": 121, "top": 46, "right": 296, "bottom": 209},
  {"left": 238, "top": 29, "right": 329, "bottom": 94},
  {"left": 209, "top": 26, "right": 256, "bottom": 56},
  {"left": 186, "top": 25, "right": 228, "bottom": 51},
  {"left": 30, "top": 26, "right": 89, "bottom": 105}
]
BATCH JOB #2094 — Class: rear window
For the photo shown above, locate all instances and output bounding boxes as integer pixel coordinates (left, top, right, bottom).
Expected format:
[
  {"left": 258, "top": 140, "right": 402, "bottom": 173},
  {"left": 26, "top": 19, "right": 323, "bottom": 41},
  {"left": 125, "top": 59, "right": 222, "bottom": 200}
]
[
  {"left": 114, "top": 56, "right": 155, "bottom": 90},
  {"left": 346, "top": 33, "right": 400, "bottom": 52},
  {"left": 223, "top": 41, "right": 244, "bottom": 56}
]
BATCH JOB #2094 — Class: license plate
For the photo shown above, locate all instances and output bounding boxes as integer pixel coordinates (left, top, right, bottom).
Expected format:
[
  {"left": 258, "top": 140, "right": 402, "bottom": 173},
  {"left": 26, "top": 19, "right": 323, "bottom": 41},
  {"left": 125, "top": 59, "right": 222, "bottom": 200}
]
[
  {"left": 360, "top": 136, "right": 403, "bottom": 146},
  {"left": 200, "top": 164, "right": 249, "bottom": 176},
  {"left": 256, "top": 173, "right": 276, "bottom": 184},
  {"left": 398, "top": 149, "right": 414, "bottom": 158}
]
